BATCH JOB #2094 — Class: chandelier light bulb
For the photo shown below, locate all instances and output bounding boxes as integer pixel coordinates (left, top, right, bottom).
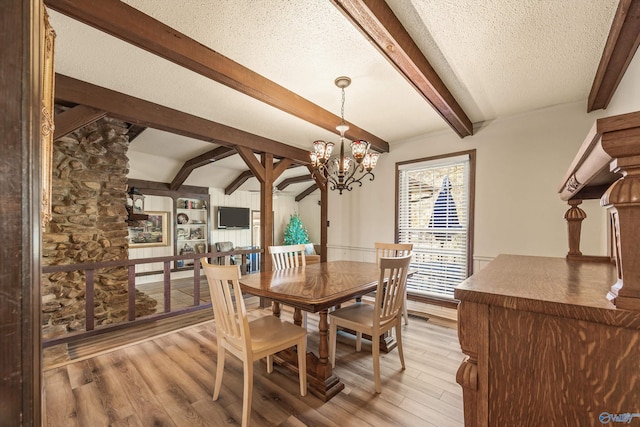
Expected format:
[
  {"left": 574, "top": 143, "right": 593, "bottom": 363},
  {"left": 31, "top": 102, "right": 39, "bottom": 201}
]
[
  {"left": 324, "top": 141, "right": 334, "bottom": 160},
  {"left": 350, "top": 140, "right": 369, "bottom": 162}
]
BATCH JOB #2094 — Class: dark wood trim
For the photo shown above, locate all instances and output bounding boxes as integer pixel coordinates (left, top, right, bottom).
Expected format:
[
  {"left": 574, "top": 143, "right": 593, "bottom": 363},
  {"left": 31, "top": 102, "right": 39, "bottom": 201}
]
[
  {"left": 53, "top": 104, "right": 107, "bottom": 139},
  {"left": 224, "top": 170, "right": 254, "bottom": 195},
  {"left": 44, "top": 0, "right": 389, "bottom": 153},
  {"left": 226, "top": 162, "right": 303, "bottom": 195},
  {"left": 232, "top": 148, "right": 277, "bottom": 271},
  {"left": 273, "top": 158, "right": 294, "bottom": 179},
  {"left": 277, "top": 174, "right": 314, "bottom": 191},
  {"left": 55, "top": 74, "right": 311, "bottom": 163},
  {"left": 261, "top": 153, "right": 275, "bottom": 271},
  {"left": 566, "top": 254, "right": 614, "bottom": 263},
  {"left": 332, "top": 0, "right": 473, "bottom": 138},
  {"left": 295, "top": 184, "right": 319, "bottom": 202},
  {"left": 467, "top": 150, "right": 476, "bottom": 278},
  {"left": 170, "top": 146, "right": 236, "bottom": 191},
  {"left": 42, "top": 248, "right": 263, "bottom": 348},
  {"left": 588, "top": 0, "right": 640, "bottom": 112},
  {"left": 573, "top": 183, "right": 612, "bottom": 200},
  {"left": 126, "top": 124, "right": 146, "bottom": 142},
  {"left": 307, "top": 164, "right": 328, "bottom": 262},
  {"left": 1, "top": 0, "right": 42, "bottom": 424},
  {"left": 408, "top": 293, "right": 459, "bottom": 311},
  {"left": 43, "top": 304, "right": 212, "bottom": 348},
  {"left": 127, "top": 179, "right": 209, "bottom": 197},
  {"left": 236, "top": 146, "right": 266, "bottom": 182}
]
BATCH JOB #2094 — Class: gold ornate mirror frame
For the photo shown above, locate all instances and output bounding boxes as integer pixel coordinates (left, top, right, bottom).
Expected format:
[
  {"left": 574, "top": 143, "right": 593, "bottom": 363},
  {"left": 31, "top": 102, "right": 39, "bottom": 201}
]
[{"left": 41, "top": 6, "right": 55, "bottom": 227}]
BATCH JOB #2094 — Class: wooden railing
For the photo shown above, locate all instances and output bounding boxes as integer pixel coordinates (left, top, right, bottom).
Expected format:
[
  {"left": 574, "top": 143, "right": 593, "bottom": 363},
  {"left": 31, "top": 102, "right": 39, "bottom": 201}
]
[{"left": 41, "top": 248, "right": 262, "bottom": 348}]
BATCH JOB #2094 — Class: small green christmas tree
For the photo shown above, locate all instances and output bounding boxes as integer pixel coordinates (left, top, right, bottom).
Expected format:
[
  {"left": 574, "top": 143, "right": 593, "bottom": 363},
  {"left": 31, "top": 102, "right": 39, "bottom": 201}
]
[{"left": 283, "top": 213, "right": 310, "bottom": 245}]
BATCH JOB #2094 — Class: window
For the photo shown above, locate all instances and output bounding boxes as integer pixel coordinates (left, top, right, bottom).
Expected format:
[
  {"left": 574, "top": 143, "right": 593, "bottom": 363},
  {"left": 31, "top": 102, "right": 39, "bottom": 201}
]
[{"left": 396, "top": 150, "right": 475, "bottom": 300}]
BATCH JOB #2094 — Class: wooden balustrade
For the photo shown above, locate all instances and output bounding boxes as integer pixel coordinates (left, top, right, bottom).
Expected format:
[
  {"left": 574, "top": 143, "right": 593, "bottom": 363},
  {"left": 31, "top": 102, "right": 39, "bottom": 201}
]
[{"left": 42, "top": 248, "right": 262, "bottom": 348}]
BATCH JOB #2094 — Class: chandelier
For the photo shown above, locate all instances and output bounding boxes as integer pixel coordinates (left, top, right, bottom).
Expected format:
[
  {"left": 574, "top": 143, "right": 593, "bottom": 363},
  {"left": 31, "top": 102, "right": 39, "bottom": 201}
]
[{"left": 310, "top": 76, "right": 379, "bottom": 194}]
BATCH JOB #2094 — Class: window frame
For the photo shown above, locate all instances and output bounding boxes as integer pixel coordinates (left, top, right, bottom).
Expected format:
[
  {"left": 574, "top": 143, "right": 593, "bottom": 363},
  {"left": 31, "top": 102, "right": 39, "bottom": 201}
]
[{"left": 395, "top": 149, "right": 476, "bottom": 304}]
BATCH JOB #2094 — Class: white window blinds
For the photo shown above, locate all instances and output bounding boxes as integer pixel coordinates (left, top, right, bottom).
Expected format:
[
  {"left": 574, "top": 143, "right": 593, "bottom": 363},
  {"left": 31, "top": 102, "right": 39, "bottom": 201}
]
[{"left": 397, "top": 153, "right": 472, "bottom": 299}]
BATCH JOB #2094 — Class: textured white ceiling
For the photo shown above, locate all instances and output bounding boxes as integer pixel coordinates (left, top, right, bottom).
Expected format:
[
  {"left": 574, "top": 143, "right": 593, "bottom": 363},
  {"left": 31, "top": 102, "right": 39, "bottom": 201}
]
[{"left": 49, "top": 0, "right": 618, "bottom": 195}]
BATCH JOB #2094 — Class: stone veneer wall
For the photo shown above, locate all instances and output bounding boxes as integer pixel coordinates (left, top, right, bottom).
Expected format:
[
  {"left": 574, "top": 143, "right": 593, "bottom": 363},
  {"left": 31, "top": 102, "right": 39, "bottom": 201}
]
[{"left": 42, "top": 118, "right": 156, "bottom": 334}]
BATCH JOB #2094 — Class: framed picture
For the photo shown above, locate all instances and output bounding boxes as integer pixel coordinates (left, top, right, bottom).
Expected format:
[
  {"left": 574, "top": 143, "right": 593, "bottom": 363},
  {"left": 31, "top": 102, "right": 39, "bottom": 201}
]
[{"left": 128, "top": 211, "right": 169, "bottom": 248}]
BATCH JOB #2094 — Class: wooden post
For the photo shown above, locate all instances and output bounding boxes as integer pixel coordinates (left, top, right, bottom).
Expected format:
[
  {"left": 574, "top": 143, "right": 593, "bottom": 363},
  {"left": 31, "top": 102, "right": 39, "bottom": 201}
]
[
  {"left": 309, "top": 165, "right": 328, "bottom": 262},
  {"left": 564, "top": 199, "right": 586, "bottom": 258},
  {"left": 1, "top": 0, "right": 44, "bottom": 424}
]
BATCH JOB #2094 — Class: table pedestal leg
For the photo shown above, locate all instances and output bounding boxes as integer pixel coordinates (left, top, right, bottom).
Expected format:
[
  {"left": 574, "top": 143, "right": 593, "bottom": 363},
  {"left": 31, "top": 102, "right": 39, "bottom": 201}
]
[
  {"left": 272, "top": 301, "right": 281, "bottom": 318},
  {"left": 273, "top": 309, "right": 344, "bottom": 401},
  {"left": 293, "top": 308, "right": 303, "bottom": 327}
]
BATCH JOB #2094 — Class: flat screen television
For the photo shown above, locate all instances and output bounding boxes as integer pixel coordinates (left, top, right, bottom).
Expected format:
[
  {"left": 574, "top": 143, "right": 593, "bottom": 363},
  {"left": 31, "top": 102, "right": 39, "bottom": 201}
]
[{"left": 217, "top": 206, "right": 250, "bottom": 229}]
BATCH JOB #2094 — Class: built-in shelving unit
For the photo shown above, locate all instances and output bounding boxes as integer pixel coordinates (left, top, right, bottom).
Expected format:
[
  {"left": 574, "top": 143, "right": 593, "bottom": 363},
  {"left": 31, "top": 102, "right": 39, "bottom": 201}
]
[{"left": 175, "top": 197, "right": 209, "bottom": 267}]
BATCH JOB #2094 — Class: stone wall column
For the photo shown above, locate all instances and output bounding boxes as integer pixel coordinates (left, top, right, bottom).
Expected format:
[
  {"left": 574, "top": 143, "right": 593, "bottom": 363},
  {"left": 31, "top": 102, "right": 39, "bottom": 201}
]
[{"left": 42, "top": 118, "right": 156, "bottom": 333}]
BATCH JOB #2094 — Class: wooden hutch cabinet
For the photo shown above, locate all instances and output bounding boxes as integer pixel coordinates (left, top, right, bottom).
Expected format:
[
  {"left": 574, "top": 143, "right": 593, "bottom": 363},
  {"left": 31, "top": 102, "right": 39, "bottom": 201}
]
[{"left": 455, "top": 112, "right": 640, "bottom": 426}]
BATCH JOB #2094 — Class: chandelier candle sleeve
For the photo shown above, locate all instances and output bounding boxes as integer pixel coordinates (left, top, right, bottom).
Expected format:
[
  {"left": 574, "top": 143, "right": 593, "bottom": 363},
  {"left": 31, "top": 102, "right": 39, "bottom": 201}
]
[{"left": 309, "top": 76, "right": 379, "bottom": 194}]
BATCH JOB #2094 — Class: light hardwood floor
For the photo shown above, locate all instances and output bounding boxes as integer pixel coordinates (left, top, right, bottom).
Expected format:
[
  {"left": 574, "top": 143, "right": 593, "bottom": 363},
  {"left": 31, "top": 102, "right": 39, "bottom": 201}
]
[{"left": 43, "top": 307, "right": 465, "bottom": 426}]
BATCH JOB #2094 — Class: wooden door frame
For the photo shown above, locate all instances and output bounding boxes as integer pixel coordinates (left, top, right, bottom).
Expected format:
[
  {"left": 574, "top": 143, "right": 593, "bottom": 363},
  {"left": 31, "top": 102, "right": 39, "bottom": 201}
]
[{"left": 1, "top": 0, "right": 43, "bottom": 425}]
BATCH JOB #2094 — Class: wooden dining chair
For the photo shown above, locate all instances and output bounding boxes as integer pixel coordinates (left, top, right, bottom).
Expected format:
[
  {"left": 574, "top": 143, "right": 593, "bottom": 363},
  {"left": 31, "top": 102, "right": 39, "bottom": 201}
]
[
  {"left": 269, "top": 243, "right": 307, "bottom": 269},
  {"left": 328, "top": 254, "right": 412, "bottom": 393},
  {"left": 201, "top": 259, "right": 307, "bottom": 427},
  {"left": 268, "top": 244, "right": 307, "bottom": 326},
  {"left": 375, "top": 242, "right": 413, "bottom": 325}
]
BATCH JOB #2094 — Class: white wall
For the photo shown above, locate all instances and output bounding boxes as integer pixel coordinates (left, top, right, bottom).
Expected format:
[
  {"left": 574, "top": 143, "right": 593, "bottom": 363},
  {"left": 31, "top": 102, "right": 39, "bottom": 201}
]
[
  {"left": 326, "top": 101, "right": 606, "bottom": 264},
  {"left": 208, "top": 188, "right": 301, "bottom": 247},
  {"left": 272, "top": 194, "right": 299, "bottom": 245},
  {"left": 298, "top": 196, "right": 321, "bottom": 244},
  {"left": 129, "top": 53, "right": 640, "bottom": 273},
  {"left": 129, "top": 189, "right": 306, "bottom": 283},
  {"left": 327, "top": 52, "right": 640, "bottom": 267},
  {"left": 209, "top": 188, "right": 258, "bottom": 247}
]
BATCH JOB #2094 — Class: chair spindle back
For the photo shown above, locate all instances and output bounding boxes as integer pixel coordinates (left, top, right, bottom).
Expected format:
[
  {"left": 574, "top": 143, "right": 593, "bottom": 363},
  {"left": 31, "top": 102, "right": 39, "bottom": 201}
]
[
  {"left": 376, "top": 254, "right": 412, "bottom": 327},
  {"left": 201, "top": 260, "right": 250, "bottom": 352},
  {"left": 269, "top": 244, "right": 307, "bottom": 270}
]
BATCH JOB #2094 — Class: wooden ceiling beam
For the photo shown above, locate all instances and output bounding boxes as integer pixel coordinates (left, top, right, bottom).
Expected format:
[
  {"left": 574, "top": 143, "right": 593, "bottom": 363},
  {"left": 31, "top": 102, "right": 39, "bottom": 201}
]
[
  {"left": 332, "top": 0, "right": 473, "bottom": 138},
  {"left": 277, "top": 174, "right": 314, "bottom": 191},
  {"left": 588, "top": 0, "right": 640, "bottom": 112},
  {"left": 224, "top": 170, "right": 254, "bottom": 195},
  {"left": 273, "top": 158, "right": 294, "bottom": 179},
  {"left": 170, "top": 146, "right": 236, "bottom": 191},
  {"left": 225, "top": 157, "right": 295, "bottom": 195},
  {"left": 236, "top": 146, "right": 266, "bottom": 183},
  {"left": 295, "top": 184, "right": 319, "bottom": 202},
  {"left": 308, "top": 165, "right": 328, "bottom": 193},
  {"left": 44, "top": 0, "right": 389, "bottom": 153},
  {"left": 126, "top": 124, "right": 147, "bottom": 143},
  {"left": 55, "top": 74, "right": 310, "bottom": 163},
  {"left": 53, "top": 105, "right": 106, "bottom": 140}
]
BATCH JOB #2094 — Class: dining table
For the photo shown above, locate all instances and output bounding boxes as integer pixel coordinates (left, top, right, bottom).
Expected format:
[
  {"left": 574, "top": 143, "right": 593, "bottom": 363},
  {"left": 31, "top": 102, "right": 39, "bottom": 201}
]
[{"left": 238, "top": 260, "right": 396, "bottom": 401}]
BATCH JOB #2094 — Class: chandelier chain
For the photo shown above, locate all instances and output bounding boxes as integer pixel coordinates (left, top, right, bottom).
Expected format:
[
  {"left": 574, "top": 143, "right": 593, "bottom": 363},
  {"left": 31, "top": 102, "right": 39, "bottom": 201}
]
[{"left": 340, "top": 87, "right": 346, "bottom": 127}]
